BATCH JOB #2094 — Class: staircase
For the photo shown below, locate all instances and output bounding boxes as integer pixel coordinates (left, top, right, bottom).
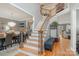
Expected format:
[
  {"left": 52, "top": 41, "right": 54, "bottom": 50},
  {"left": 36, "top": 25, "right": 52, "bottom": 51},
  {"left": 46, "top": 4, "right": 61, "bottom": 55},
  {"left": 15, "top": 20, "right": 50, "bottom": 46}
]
[
  {"left": 15, "top": 16, "right": 48, "bottom": 56},
  {"left": 15, "top": 3, "right": 65, "bottom": 56},
  {"left": 16, "top": 4, "right": 64, "bottom": 56}
]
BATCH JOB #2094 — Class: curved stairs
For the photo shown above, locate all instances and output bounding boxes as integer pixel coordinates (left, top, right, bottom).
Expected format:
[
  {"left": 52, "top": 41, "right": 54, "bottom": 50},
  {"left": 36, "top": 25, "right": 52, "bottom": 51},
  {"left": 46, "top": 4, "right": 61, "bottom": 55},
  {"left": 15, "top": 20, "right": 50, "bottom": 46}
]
[{"left": 15, "top": 29, "right": 47, "bottom": 56}]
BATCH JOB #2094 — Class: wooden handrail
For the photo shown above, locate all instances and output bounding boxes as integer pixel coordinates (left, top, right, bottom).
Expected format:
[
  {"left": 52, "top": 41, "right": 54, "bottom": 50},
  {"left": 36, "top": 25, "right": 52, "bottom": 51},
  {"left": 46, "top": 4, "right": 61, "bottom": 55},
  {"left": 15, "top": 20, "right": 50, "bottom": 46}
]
[
  {"left": 38, "top": 3, "right": 65, "bottom": 55},
  {"left": 40, "top": 5, "right": 57, "bottom": 31},
  {"left": 38, "top": 12, "right": 52, "bottom": 55},
  {"left": 40, "top": 16, "right": 49, "bottom": 31},
  {"left": 40, "top": 3, "right": 65, "bottom": 31},
  {"left": 39, "top": 11, "right": 55, "bottom": 31}
]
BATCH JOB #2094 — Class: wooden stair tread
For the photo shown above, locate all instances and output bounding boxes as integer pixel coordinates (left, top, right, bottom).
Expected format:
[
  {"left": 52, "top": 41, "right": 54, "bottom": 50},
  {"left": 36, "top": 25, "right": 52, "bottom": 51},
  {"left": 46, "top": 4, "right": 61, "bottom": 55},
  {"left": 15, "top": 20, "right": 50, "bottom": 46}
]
[
  {"left": 27, "top": 39, "right": 45, "bottom": 42},
  {"left": 32, "top": 32, "right": 47, "bottom": 34},
  {"left": 26, "top": 42, "right": 41, "bottom": 48},
  {"left": 32, "top": 31, "right": 47, "bottom": 34},
  {"left": 15, "top": 52, "right": 28, "bottom": 56},
  {"left": 31, "top": 36, "right": 46, "bottom": 38},
  {"left": 17, "top": 47, "right": 38, "bottom": 55},
  {"left": 27, "top": 39, "right": 39, "bottom": 42},
  {"left": 34, "top": 29, "right": 48, "bottom": 31}
]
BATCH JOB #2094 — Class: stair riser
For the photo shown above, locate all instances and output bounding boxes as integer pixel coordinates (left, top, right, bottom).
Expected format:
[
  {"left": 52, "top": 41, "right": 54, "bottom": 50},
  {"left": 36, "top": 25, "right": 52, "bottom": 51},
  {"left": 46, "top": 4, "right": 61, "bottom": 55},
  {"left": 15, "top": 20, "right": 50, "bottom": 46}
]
[
  {"left": 29, "top": 37, "right": 39, "bottom": 40},
  {"left": 26, "top": 43, "right": 40, "bottom": 48},
  {"left": 26, "top": 42, "right": 45, "bottom": 49},
  {"left": 24, "top": 44, "right": 39, "bottom": 50},
  {"left": 32, "top": 30, "right": 47, "bottom": 33},
  {"left": 26, "top": 40, "right": 38, "bottom": 44},
  {"left": 29, "top": 36, "right": 46, "bottom": 40},
  {"left": 26, "top": 40, "right": 45, "bottom": 44},
  {"left": 27, "top": 39, "right": 45, "bottom": 43},
  {"left": 31, "top": 33, "right": 46, "bottom": 37}
]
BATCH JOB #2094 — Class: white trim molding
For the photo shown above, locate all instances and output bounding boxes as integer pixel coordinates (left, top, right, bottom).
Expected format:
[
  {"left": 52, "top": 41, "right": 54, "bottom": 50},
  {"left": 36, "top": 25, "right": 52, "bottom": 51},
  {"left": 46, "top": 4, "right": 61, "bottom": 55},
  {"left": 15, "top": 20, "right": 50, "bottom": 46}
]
[{"left": 9, "top": 3, "right": 33, "bottom": 17}]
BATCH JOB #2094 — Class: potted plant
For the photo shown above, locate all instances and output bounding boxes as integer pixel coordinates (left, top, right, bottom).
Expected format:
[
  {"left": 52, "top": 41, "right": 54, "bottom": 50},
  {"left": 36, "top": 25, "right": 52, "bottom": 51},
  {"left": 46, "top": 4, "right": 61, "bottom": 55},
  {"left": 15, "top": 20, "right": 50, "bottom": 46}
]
[{"left": 50, "top": 21, "right": 58, "bottom": 28}]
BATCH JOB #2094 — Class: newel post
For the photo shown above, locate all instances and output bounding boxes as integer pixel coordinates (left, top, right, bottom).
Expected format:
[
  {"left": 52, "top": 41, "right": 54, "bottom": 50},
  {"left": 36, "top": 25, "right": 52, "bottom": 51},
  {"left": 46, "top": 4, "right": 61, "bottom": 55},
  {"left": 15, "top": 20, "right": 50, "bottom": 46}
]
[{"left": 38, "top": 30, "right": 44, "bottom": 55}]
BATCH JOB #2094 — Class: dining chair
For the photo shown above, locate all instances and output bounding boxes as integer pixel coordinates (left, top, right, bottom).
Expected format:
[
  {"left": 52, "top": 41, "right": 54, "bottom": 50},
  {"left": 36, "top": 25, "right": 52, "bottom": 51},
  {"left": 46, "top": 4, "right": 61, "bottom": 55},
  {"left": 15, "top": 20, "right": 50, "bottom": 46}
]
[
  {"left": 0, "top": 38, "right": 5, "bottom": 50},
  {"left": 20, "top": 32, "right": 24, "bottom": 42},
  {"left": 13, "top": 35, "right": 20, "bottom": 44},
  {"left": 3, "top": 33, "right": 13, "bottom": 49}
]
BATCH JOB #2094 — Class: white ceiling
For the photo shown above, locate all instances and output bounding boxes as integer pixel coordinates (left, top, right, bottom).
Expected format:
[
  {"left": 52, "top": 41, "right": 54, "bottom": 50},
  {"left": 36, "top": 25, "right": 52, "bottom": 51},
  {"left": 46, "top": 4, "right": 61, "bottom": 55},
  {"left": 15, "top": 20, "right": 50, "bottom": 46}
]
[{"left": 0, "top": 3, "right": 33, "bottom": 21}]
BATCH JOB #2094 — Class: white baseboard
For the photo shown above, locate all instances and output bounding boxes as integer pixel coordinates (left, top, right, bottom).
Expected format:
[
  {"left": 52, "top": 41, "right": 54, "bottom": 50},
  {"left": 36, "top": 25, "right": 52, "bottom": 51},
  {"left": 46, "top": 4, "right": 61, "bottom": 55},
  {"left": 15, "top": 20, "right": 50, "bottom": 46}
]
[{"left": 70, "top": 48, "right": 76, "bottom": 55}]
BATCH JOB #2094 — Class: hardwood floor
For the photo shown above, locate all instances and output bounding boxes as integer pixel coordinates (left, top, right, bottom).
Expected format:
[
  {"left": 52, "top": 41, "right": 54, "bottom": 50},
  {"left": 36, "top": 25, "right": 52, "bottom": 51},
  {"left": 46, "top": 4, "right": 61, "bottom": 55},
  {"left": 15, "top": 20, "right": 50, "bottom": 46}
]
[
  {"left": 17, "top": 47, "right": 38, "bottom": 55},
  {"left": 42, "top": 38, "right": 74, "bottom": 56},
  {"left": 15, "top": 37, "right": 74, "bottom": 56}
]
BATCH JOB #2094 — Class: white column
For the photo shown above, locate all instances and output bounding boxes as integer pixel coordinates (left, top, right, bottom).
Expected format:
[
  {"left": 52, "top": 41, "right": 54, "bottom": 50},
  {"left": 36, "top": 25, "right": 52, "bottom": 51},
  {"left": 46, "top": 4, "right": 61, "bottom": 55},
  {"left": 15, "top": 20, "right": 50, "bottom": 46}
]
[
  {"left": 71, "top": 9, "right": 76, "bottom": 54},
  {"left": 32, "top": 17, "right": 35, "bottom": 31}
]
